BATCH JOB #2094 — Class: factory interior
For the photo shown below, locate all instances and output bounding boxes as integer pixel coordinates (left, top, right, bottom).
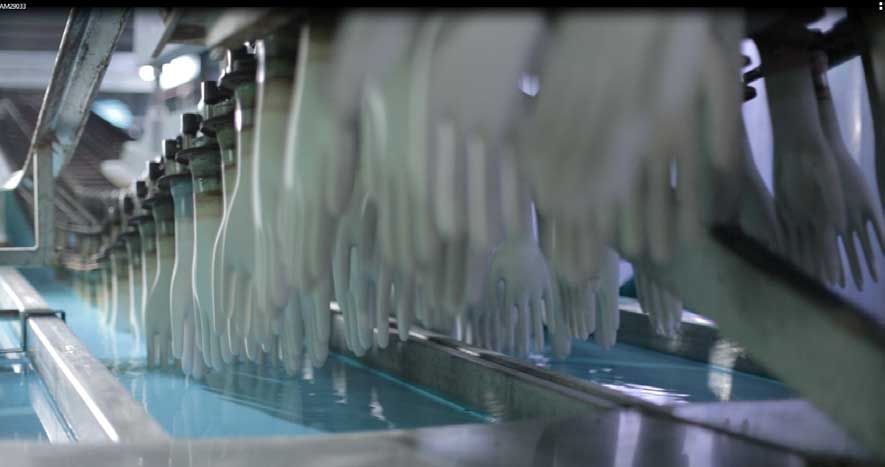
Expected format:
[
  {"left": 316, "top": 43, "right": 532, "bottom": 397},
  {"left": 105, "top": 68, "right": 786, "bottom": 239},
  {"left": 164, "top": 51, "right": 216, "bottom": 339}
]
[{"left": 0, "top": 6, "right": 884, "bottom": 466}]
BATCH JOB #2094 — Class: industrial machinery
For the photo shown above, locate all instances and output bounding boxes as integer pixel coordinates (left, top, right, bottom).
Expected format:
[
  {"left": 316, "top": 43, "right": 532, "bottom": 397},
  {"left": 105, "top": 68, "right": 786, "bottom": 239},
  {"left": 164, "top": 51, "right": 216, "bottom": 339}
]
[{"left": 0, "top": 7, "right": 884, "bottom": 466}]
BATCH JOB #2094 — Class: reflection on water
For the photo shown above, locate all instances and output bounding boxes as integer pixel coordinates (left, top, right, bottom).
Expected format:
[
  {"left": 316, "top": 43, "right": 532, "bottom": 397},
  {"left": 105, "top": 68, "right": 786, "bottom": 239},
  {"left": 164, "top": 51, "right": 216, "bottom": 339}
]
[
  {"left": 0, "top": 357, "right": 53, "bottom": 440},
  {"left": 22, "top": 268, "right": 490, "bottom": 438},
  {"left": 531, "top": 338, "right": 795, "bottom": 405},
  {"left": 110, "top": 354, "right": 488, "bottom": 438}
]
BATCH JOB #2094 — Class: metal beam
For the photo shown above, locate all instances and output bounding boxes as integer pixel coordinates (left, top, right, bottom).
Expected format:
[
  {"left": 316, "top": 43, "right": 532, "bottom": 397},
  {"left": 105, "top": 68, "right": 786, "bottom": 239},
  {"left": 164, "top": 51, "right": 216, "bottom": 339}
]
[
  {"left": 27, "top": 316, "right": 169, "bottom": 442},
  {"left": 151, "top": 8, "right": 302, "bottom": 59},
  {"left": 0, "top": 8, "right": 130, "bottom": 267},
  {"left": 0, "top": 267, "right": 168, "bottom": 443},
  {"left": 0, "top": 410, "right": 808, "bottom": 467}
]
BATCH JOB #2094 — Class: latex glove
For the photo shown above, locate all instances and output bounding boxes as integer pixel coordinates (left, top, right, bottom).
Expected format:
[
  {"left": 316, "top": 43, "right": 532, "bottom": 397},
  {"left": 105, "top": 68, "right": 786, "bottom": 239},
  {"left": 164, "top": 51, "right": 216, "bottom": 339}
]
[
  {"left": 624, "top": 14, "right": 745, "bottom": 263},
  {"left": 138, "top": 225, "right": 157, "bottom": 337},
  {"left": 281, "top": 24, "right": 352, "bottom": 294},
  {"left": 331, "top": 12, "right": 420, "bottom": 273},
  {"left": 125, "top": 237, "right": 144, "bottom": 344},
  {"left": 731, "top": 119, "right": 782, "bottom": 252},
  {"left": 402, "top": 17, "right": 446, "bottom": 271},
  {"left": 514, "top": 14, "right": 664, "bottom": 248},
  {"left": 180, "top": 313, "right": 207, "bottom": 380},
  {"left": 252, "top": 35, "right": 299, "bottom": 350},
  {"left": 145, "top": 231, "right": 174, "bottom": 368},
  {"left": 99, "top": 265, "right": 111, "bottom": 322},
  {"left": 110, "top": 248, "right": 131, "bottom": 333},
  {"left": 425, "top": 13, "right": 542, "bottom": 253},
  {"left": 371, "top": 65, "right": 426, "bottom": 276},
  {"left": 814, "top": 51, "right": 885, "bottom": 290},
  {"left": 289, "top": 276, "right": 334, "bottom": 368},
  {"left": 538, "top": 210, "right": 605, "bottom": 286},
  {"left": 332, "top": 187, "right": 379, "bottom": 357},
  {"left": 594, "top": 248, "right": 621, "bottom": 349},
  {"left": 192, "top": 189, "right": 225, "bottom": 369},
  {"left": 169, "top": 179, "right": 197, "bottom": 361},
  {"left": 634, "top": 270, "right": 682, "bottom": 338},
  {"left": 279, "top": 296, "right": 304, "bottom": 376},
  {"left": 555, "top": 276, "right": 596, "bottom": 341},
  {"left": 487, "top": 238, "right": 555, "bottom": 358},
  {"left": 857, "top": 16, "right": 885, "bottom": 220},
  {"left": 758, "top": 32, "right": 847, "bottom": 282},
  {"left": 218, "top": 84, "right": 260, "bottom": 356}
]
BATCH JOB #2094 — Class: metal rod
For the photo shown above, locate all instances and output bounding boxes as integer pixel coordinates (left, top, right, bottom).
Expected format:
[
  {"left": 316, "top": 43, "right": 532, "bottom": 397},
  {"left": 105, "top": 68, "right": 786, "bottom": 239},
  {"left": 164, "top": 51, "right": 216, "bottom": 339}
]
[{"left": 0, "top": 267, "right": 168, "bottom": 442}]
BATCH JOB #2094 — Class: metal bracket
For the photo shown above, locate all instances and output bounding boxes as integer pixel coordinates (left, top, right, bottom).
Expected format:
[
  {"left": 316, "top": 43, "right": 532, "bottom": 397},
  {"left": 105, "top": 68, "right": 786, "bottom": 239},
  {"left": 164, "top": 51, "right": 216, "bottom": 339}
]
[
  {"left": 0, "top": 308, "right": 65, "bottom": 355},
  {"left": 18, "top": 309, "right": 65, "bottom": 353},
  {"left": 0, "top": 8, "right": 130, "bottom": 267}
]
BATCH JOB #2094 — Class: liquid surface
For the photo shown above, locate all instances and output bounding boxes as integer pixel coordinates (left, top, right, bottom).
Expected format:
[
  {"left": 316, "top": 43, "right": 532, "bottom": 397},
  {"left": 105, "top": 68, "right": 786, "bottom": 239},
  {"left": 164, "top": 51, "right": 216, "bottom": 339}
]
[
  {"left": 22, "top": 268, "right": 793, "bottom": 439},
  {"left": 23, "top": 269, "right": 489, "bottom": 439},
  {"left": 0, "top": 321, "right": 68, "bottom": 441},
  {"left": 531, "top": 339, "right": 794, "bottom": 405}
]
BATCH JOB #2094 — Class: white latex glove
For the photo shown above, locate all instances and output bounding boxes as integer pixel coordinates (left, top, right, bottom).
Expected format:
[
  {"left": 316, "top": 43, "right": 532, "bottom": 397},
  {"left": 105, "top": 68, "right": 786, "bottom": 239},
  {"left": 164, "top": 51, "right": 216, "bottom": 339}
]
[
  {"left": 731, "top": 119, "right": 782, "bottom": 252},
  {"left": 403, "top": 17, "right": 447, "bottom": 273},
  {"left": 180, "top": 313, "right": 207, "bottom": 380},
  {"left": 594, "top": 248, "right": 621, "bottom": 349},
  {"left": 330, "top": 12, "right": 419, "bottom": 276},
  {"left": 759, "top": 32, "right": 847, "bottom": 282},
  {"left": 486, "top": 237, "right": 555, "bottom": 358},
  {"left": 304, "top": 277, "right": 334, "bottom": 366},
  {"left": 516, "top": 14, "right": 741, "bottom": 268},
  {"left": 279, "top": 296, "right": 304, "bottom": 376},
  {"left": 279, "top": 24, "right": 344, "bottom": 295},
  {"left": 144, "top": 204, "right": 174, "bottom": 368},
  {"left": 192, "top": 187, "right": 225, "bottom": 370},
  {"left": 110, "top": 247, "right": 132, "bottom": 334},
  {"left": 371, "top": 65, "right": 421, "bottom": 276},
  {"left": 124, "top": 236, "right": 144, "bottom": 360},
  {"left": 210, "top": 71, "right": 249, "bottom": 357},
  {"left": 98, "top": 264, "right": 111, "bottom": 322},
  {"left": 332, "top": 186, "right": 379, "bottom": 357},
  {"left": 555, "top": 276, "right": 597, "bottom": 341},
  {"left": 252, "top": 35, "right": 299, "bottom": 351},
  {"left": 858, "top": 17, "right": 885, "bottom": 221},
  {"left": 814, "top": 51, "right": 885, "bottom": 290},
  {"left": 217, "top": 85, "right": 261, "bottom": 359},
  {"left": 138, "top": 223, "right": 157, "bottom": 335},
  {"left": 425, "top": 13, "right": 543, "bottom": 253},
  {"left": 627, "top": 14, "right": 746, "bottom": 264},
  {"left": 168, "top": 179, "right": 198, "bottom": 365},
  {"left": 634, "top": 270, "right": 682, "bottom": 338},
  {"left": 514, "top": 13, "right": 663, "bottom": 249}
]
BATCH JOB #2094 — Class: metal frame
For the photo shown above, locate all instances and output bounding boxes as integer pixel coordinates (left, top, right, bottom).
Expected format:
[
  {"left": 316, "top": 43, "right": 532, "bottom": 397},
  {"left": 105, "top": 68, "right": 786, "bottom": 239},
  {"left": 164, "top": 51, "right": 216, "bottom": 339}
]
[
  {"left": 0, "top": 410, "right": 810, "bottom": 467},
  {"left": 151, "top": 8, "right": 302, "bottom": 59},
  {"left": 0, "top": 8, "right": 130, "bottom": 267},
  {"left": 0, "top": 267, "right": 168, "bottom": 443}
]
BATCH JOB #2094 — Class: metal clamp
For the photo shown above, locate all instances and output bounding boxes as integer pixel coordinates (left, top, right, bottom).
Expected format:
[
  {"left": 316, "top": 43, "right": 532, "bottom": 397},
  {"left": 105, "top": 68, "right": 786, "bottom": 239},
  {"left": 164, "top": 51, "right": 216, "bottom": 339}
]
[{"left": 18, "top": 309, "right": 65, "bottom": 353}]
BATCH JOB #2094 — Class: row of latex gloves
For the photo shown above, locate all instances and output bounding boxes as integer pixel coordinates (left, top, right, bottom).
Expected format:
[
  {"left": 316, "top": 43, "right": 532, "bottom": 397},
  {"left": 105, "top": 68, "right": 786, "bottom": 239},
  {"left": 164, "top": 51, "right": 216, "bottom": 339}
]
[{"left": 73, "top": 10, "right": 884, "bottom": 379}]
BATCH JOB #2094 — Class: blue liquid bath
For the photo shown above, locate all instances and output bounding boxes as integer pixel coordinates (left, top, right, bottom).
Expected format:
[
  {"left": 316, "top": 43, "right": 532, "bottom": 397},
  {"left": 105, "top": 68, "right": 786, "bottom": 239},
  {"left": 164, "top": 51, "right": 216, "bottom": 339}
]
[
  {"left": 22, "top": 269, "right": 489, "bottom": 438},
  {"left": 531, "top": 339, "right": 794, "bottom": 405},
  {"left": 0, "top": 359, "right": 52, "bottom": 440},
  {"left": 0, "top": 321, "right": 69, "bottom": 441},
  {"left": 20, "top": 268, "right": 793, "bottom": 439}
]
